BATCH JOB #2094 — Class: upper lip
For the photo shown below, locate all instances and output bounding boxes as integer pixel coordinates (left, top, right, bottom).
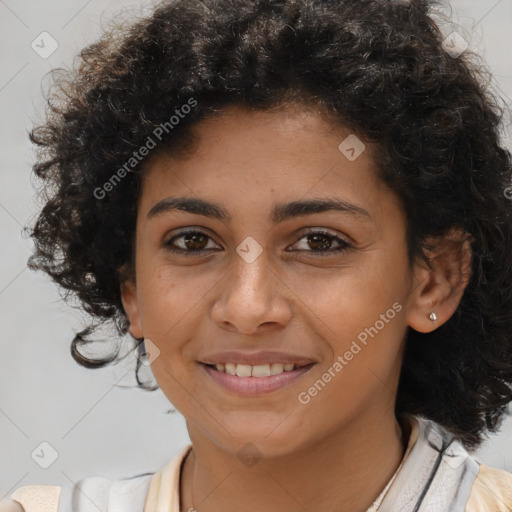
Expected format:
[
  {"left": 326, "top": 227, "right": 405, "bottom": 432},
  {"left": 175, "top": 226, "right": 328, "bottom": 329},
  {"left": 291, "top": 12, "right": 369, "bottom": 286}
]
[{"left": 199, "top": 350, "right": 317, "bottom": 367}]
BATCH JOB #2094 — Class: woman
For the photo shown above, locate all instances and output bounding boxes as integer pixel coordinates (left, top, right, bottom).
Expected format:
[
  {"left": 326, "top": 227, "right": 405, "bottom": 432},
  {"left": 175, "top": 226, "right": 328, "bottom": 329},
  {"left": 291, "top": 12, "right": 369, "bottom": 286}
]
[{"left": 3, "top": 0, "right": 512, "bottom": 510}]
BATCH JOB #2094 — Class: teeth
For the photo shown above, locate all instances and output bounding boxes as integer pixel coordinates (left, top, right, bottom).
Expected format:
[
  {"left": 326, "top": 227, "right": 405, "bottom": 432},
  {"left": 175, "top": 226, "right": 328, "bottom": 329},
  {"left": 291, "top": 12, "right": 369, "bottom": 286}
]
[
  {"left": 212, "top": 362, "right": 299, "bottom": 377},
  {"left": 252, "top": 364, "right": 271, "bottom": 377},
  {"left": 235, "top": 364, "right": 252, "bottom": 377},
  {"left": 270, "top": 363, "right": 285, "bottom": 375},
  {"left": 225, "top": 363, "right": 236, "bottom": 375}
]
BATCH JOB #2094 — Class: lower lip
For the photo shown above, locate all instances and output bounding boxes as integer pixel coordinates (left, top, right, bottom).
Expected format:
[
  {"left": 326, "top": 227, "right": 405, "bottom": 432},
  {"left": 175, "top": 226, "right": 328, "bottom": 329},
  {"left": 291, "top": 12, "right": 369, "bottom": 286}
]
[{"left": 200, "top": 363, "right": 316, "bottom": 395}]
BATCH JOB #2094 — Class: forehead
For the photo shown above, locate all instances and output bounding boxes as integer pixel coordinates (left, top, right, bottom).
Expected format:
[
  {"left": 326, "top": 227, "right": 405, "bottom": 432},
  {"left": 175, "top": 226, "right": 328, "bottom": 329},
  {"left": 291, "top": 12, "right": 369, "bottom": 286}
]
[{"left": 137, "top": 105, "right": 400, "bottom": 222}]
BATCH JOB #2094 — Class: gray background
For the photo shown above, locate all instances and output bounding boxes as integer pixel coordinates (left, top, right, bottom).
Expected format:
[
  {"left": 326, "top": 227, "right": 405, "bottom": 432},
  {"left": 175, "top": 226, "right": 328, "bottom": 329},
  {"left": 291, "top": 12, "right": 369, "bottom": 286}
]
[{"left": 1, "top": 0, "right": 511, "bottom": 500}]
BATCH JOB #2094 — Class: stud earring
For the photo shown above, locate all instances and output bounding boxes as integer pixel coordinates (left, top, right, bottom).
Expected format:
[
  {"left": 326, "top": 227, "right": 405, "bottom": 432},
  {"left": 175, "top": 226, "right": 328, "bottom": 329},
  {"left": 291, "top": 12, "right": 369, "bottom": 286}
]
[{"left": 429, "top": 311, "right": 437, "bottom": 323}]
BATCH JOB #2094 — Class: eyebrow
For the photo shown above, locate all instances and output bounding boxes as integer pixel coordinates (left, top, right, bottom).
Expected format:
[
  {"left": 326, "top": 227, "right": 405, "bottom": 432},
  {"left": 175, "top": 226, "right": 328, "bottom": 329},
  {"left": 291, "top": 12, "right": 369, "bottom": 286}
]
[{"left": 146, "top": 196, "right": 372, "bottom": 223}]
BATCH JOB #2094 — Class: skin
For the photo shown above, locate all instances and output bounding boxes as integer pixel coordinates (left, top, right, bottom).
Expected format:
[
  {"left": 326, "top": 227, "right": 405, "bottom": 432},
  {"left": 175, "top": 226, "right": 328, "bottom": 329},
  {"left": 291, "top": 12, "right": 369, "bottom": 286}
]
[{"left": 120, "top": 104, "right": 472, "bottom": 512}]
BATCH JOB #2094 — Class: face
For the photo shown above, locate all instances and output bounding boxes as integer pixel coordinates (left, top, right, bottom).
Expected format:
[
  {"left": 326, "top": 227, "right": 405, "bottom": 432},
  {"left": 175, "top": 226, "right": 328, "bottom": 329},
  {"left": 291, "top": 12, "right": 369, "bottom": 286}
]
[{"left": 121, "top": 105, "right": 423, "bottom": 457}]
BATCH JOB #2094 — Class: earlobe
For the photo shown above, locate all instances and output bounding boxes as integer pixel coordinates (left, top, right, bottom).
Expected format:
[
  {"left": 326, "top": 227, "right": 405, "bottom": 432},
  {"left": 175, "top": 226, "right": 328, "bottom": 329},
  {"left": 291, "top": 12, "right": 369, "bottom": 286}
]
[
  {"left": 406, "top": 230, "right": 472, "bottom": 333},
  {"left": 120, "top": 275, "right": 144, "bottom": 339},
  {"left": 406, "top": 267, "right": 440, "bottom": 333}
]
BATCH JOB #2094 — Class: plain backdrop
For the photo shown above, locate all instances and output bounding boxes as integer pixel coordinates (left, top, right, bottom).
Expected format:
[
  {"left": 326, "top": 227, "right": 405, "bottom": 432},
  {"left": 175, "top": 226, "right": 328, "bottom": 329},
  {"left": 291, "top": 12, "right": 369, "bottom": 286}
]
[{"left": 1, "top": 0, "right": 511, "bottom": 500}]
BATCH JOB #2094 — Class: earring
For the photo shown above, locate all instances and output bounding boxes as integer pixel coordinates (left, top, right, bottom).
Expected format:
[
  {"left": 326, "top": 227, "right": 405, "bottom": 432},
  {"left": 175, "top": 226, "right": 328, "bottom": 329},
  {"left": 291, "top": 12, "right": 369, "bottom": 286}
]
[{"left": 429, "top": 311, "right": 437, "bottom": 323}]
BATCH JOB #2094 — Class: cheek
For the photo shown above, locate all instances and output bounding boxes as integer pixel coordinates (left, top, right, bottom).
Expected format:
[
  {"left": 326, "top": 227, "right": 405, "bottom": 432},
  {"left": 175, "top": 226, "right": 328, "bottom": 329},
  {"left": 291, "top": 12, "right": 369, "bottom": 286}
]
[
  {"left": 137, "top": 263, "right": 203, "bottom": 329},
  {"left": 290, "top": 249, "right": 409, "bottom": 377},
  {"left": 135, "top": 263, "right": 224, "bottom": 370},
  {"left": 288, "top": 256, "right": 407, "bottom": 333},
  {"left": 297, "top": 294, "right": 407, "bottom": 425}
]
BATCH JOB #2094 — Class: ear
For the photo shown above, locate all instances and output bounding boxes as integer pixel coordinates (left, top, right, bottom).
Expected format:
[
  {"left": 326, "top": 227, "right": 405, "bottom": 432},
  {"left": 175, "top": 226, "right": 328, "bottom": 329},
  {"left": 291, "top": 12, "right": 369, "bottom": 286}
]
[
  {"left": 119, "top": 263, "right": 144, "bottom": 339},
  {"left": 406, "top": 229, "right": 473, "bottom": 333}
]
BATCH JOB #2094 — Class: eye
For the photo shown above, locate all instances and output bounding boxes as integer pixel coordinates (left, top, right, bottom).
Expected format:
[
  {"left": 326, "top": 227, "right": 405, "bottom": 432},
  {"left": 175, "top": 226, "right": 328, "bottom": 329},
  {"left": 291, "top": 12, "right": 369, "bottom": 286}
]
[
  {"left": 163, "top": 228, "right": 352, "bottom": 257},
  {"left": 163, "top": 229, "right": 221, "bottom": 254},
  {"left": 288, "top": 229, "right": 353, "bottom": 257}
]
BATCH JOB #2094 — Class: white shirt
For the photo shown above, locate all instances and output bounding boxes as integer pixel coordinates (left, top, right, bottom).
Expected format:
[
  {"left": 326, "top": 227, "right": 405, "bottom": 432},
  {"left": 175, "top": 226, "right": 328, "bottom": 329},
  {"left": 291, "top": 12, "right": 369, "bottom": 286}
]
[{"left": 9, "top": 414, "right": 512, "bottom": 512}]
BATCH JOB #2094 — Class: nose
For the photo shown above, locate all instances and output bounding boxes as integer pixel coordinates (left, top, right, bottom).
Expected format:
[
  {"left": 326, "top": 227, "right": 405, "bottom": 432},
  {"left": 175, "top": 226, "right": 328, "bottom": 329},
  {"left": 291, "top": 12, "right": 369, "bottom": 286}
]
[{"left": 210, "top": 250, "right": 293, "bottom": 335}]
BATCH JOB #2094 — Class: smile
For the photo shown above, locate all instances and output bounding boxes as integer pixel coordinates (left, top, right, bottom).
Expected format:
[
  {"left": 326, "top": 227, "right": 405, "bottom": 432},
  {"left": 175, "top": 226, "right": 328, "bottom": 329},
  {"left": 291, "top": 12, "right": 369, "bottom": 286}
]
[
  {"left": 200, "top": 362, "right": 316, "bottom": 395},
  {"left": 208, "top": 362, "right": 303, "bottom": 376}
]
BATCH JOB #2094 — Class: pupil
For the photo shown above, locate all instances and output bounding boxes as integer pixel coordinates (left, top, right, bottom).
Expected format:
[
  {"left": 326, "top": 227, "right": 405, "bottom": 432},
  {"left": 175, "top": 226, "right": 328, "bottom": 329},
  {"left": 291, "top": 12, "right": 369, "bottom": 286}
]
[
  {"left": 185, "top": 233, "right": 207, "bottom": 250},
  {"left": 309, "top": 234, "right": 330, "bottom": 250}
]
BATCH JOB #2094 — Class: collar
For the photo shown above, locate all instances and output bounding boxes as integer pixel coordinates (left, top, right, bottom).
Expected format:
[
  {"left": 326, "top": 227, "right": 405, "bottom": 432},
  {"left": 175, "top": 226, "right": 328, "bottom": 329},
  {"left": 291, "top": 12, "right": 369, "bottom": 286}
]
[{"left": 144, "top": 414, "right": 479, "bottom": 512}]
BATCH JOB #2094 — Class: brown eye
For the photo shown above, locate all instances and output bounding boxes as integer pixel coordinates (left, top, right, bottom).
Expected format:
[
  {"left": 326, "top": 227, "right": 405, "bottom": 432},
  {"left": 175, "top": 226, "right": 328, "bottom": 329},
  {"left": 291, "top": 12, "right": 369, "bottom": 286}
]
[
  {"left": 162, "top": 228, "right": 352, "bottom": 257},
  {"left": 163, "top": 230, "right": 219, "bottom": 253},
  {"left": 289, "top": 229, "right": 352, "bottom": 257},
  {"left": 305, "top": 233, "right": 332, "bottom": 251}
]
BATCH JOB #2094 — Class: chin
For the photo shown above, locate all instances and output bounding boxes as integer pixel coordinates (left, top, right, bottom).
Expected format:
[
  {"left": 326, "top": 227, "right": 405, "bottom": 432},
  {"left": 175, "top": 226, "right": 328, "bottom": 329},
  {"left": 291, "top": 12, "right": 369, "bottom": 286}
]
[{"left": 208, "top": 417, "right": 310, "bottom": 459}]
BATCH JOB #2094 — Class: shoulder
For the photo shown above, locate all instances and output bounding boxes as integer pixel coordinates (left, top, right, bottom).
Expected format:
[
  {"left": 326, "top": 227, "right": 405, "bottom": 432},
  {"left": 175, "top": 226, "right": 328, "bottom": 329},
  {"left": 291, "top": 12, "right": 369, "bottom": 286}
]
[
  {"left": 4, "top": 446, "right": 192, "bottom": 512},
  {"left": 6, "top": 485, "right": 60, "bottom": 512},
  {"left": 0, "top": 500, "right": 26, "bottom": 512},
  {"left": 5, "top": 472, "right": 154, "bottom": 512},
  {"left": 466, "top": 463, "right": 512, "bottom": 512}
]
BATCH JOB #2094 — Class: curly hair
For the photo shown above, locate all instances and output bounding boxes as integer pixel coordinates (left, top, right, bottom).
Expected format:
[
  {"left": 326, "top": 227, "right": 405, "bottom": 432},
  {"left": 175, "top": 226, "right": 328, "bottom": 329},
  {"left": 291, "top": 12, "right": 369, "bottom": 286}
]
[{"left": 25, "top": 0, "right": 512, "bottom": 449}]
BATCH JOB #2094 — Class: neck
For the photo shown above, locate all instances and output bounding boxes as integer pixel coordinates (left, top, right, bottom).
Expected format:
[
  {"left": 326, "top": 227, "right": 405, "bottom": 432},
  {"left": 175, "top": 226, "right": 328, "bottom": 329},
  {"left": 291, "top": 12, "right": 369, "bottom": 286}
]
[{"left": 180, "top": 409, "right": 410, "bottom": 512}]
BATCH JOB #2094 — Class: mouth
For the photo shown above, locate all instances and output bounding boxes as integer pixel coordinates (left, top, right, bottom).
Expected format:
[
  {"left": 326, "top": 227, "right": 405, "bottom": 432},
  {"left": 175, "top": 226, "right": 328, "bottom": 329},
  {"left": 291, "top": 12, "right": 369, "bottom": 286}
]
[
  {"left": 199, "top": 361, "right": 316, "bottom": 395},
  {"left": 201, "top": 361, "right": 311, "bottom": 377}
]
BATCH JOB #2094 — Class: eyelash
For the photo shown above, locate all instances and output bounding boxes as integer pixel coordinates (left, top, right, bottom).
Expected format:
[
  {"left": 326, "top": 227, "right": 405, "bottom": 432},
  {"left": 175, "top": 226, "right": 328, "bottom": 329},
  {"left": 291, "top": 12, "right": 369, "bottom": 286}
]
[{"left": 162, "top": 228, "right": 353, "bottom": 257}]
